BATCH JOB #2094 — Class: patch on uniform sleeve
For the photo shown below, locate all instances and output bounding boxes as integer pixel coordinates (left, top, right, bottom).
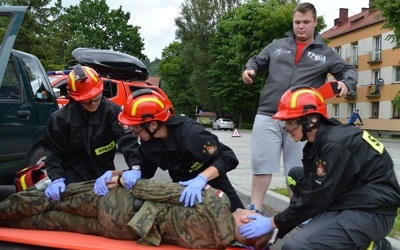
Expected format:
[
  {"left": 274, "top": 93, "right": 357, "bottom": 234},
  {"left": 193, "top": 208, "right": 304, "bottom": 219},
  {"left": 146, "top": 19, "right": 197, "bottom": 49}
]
[
  {"left": 215, "top": 189, "right": 225, "bottom": 198},
  {"left": 362, "top": 130, "right": 384, "bottom": 154},
  {"left": 202, "top": 141, "right": 218, "bottom": 155},
  {"left": 316, "top": 159, "right": 326, "bottom": 177}
]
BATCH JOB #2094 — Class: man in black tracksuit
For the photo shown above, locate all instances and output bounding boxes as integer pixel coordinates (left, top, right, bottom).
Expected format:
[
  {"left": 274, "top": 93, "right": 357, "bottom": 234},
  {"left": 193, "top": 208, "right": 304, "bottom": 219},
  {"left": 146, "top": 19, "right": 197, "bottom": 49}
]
[
  {"left": 43, "top": 65, "right": 141, "bottom": 202},
  {"left": 44, "top": 97, "right": 141, "bottom": 183},
  {"left": 239, "top": 86, "right": 400, "bottom": 249},
  {"left": 115, "top": 89, "right": 244, "bottom": 212}
]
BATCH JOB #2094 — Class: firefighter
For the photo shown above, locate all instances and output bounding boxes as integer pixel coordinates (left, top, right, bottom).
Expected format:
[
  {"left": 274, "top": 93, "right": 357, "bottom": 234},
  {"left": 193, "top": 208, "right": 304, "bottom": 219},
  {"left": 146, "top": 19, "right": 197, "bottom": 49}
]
[
  {"left": 239, "top": 86, "right": 400, "bottom": 250},
  {"left": 103, "top": 88, "right": 244, "bottom": 212},
  {"left": 44, "top": 65, "right": 141, "bottom": 201}
]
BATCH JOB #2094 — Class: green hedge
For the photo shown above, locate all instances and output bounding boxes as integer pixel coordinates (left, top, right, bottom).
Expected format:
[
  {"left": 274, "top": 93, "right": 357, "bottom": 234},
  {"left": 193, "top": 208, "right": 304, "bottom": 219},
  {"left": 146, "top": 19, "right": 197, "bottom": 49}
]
[{"left": 240, "top": 124, "right": 253, "bottom": 130}]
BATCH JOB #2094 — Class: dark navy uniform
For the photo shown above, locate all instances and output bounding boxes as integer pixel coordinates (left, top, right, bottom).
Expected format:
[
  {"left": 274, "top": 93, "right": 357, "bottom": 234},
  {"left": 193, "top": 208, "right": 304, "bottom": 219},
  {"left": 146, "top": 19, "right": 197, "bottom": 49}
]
[
  {"left": 139, "top": 116, "right": 244, "bottom": 211},
  {"left": 44, "top": 97, "right": 141, "bottom": 184},
  {"left": 275, "top": 118, "right": 400, "bottom": 248}
]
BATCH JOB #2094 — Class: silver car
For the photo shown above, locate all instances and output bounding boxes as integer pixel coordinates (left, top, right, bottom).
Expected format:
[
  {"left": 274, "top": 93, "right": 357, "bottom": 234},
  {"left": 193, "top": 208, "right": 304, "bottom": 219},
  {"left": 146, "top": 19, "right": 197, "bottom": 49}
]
[{"left": 212, "top": 118, "right": 234, "bottom": 131}]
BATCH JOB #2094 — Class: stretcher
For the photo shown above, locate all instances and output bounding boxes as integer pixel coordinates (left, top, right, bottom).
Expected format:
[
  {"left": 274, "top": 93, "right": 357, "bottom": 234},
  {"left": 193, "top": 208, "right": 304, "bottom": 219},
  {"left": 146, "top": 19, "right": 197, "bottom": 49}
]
[{"left": 0, "top": 228, "right": 244, "bottom": 249}]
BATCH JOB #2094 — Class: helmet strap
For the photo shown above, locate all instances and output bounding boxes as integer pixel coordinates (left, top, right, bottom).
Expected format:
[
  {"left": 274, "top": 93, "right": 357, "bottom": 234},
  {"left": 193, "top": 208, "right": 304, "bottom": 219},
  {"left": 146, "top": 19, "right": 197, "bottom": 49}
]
[
  {"left": 144, "top": 121, "right": 162, "bottom": 139},
  {"left": 300, "top": 115, "right": 320, "bottom": 141}
]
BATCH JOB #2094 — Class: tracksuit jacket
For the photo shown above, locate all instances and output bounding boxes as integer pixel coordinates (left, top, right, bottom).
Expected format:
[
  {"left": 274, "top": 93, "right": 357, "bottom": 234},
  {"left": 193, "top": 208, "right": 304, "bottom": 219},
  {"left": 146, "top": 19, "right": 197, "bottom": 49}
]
[
  {"left": 244, "top": 31, "right": 358, "bottom": 116},
  {"left": 43, "top": 97, "right": 141, "bottom": 184},
  {"left": 274, "top": 119, "right": 400, "bottom": 238}
]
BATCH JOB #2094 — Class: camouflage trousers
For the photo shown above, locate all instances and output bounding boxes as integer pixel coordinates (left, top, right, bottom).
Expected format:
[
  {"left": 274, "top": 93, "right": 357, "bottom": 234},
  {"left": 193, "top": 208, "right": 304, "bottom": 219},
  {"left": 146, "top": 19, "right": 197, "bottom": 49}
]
[{"left": 0, "top": 181, "right": 139, "bottom": 240}]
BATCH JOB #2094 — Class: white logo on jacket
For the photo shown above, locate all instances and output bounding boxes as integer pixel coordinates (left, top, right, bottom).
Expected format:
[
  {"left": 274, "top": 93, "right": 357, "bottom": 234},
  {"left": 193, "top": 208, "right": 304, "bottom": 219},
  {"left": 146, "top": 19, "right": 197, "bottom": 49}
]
[
  {"left": 274, "top": 48, "right": 292, "bottom": 57},
  {"left": 307, "top": 51, "right": 326, "bottom": 62}
]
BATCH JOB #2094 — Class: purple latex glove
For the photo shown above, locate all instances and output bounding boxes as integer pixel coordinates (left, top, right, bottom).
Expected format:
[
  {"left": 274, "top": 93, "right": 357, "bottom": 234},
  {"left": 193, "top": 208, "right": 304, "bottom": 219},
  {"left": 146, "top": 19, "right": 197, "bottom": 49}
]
[
  {"left": 239, "top": 215, "right": 274, "bottom": 239},
  {"left": 178, "top": 174, "right": 208, "bottom": 207},
  {"left": 122, "top": 169, "right": 141, "bottom": 189},
  {"left": 45, "top": 178, "right": 66, "bottom": 201},
  {"left": 94, "top": 170, "right": 112, "bottom": 196}
]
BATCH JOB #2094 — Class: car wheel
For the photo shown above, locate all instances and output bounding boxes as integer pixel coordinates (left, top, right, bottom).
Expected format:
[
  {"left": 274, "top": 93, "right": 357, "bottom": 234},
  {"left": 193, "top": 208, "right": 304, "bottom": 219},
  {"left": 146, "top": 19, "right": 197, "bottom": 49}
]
[{"left": 26, "top": 146, "right": 46, "bottom": 167}]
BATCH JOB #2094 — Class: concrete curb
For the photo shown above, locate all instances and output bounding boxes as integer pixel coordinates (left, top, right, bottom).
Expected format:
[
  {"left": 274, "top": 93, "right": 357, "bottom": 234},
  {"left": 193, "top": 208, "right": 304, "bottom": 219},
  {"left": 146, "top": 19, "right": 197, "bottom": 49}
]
[{"left": 233, "top": 183, "right": 400, "bottom": 250}]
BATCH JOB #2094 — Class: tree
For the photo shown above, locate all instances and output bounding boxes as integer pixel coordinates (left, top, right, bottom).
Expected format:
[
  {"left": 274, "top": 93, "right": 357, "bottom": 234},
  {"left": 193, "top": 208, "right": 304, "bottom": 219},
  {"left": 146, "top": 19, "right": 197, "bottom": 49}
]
[
  {"left": 149, "top": 58, "right": 161, "bottom": 76},
  {"left": 41, "top": 0, "right": 145, "bottom": 69},
  {"left": 1, "top": 0, "right": 53, "bottom": 68},
  {"left": 142, "top": 57, "right": 160, "bottom": 76},
  {"left": 374, "top": 0, "right": 400, "bottom": 49},
  {"left": 175, "top": 0, "right": 241, "bottom": 112},
  {"left": 64, "top": 0, "right": 144, "bottom": 57},
  {"left": 158, "top": 42, "right": 197, "bottom": 117},
  {"left": 0, "top": 0, "right": 146, "bottom": 70},
  {"left": 207, "top": 0, "right": 295, "bottom": 125}
]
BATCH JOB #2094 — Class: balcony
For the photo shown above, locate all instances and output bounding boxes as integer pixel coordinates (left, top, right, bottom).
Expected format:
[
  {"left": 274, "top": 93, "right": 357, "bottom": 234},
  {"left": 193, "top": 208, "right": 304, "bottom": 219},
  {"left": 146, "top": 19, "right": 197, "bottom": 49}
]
[
  {"left": 366, "top": 84, "right": 381, "bottom": 98},
  {"left": 344, "top": 91, "right": 357, "bottom": 99},
  {"left": 367, "top": 50, "right": 382, "bottom": 64}
]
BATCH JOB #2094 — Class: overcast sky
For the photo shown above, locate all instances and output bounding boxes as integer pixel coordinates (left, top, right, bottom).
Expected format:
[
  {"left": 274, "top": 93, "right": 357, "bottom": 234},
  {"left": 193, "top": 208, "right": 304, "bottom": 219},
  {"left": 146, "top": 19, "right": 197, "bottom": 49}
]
[{"left": 60, "top": 0, "right": 370, "bottom": 61}]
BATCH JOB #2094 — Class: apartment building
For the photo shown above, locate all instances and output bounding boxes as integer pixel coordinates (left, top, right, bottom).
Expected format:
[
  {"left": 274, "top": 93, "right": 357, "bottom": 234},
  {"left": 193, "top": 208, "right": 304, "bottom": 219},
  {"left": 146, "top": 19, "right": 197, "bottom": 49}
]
[{"left": 322, "top": 0, "right": 400, "bottom": 138}]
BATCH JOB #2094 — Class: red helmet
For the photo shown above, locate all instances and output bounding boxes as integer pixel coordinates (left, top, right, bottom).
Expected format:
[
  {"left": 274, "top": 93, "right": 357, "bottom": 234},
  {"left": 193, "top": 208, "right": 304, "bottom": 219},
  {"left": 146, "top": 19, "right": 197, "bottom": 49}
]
[
  {"left": 118, "top": 89, "right": 172, "bottom": 126},
  {"left": 67, "top": 65, "right": 103, "bottom": 102},
  {"left": 273, "top": 86, "right": 328, "bottom": 120}
]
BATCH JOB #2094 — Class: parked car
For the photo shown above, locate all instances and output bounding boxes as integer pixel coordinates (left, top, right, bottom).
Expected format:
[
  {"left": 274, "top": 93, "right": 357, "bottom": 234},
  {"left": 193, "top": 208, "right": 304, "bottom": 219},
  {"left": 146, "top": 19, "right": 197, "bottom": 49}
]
[
  {"left": 49, "top": 48, "right": 173, "bottom": 113},
  {"left": 212, "top": 118, "right": 234, "bottom": 131},
  {"left": 0, "top": 6, "right": 59, "bottom": 187}
]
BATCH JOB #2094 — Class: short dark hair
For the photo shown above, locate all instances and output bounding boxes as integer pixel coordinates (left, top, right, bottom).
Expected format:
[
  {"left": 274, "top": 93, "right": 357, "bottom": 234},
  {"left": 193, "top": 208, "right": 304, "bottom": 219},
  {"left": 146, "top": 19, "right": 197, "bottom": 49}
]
[
  {"left": 293, "top": 2, "right": 317, "bottom": 20},
  {"left": 237, "top": 232, "right": 272, "bottom": 249}
]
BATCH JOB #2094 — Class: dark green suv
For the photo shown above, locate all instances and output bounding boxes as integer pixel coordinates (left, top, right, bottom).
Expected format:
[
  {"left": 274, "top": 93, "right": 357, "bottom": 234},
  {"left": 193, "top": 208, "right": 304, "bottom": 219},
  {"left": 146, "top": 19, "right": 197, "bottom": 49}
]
[{"left": 0, "top": 7, "right": 58, "bottom": 186}]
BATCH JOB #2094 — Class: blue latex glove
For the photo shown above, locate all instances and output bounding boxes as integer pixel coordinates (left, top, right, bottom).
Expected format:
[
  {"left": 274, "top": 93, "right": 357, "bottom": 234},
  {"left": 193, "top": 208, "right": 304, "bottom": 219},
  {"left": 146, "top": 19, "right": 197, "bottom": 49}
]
[
  {"left": 239, "top": 215, "right": 274, "bottom": 239},
  {"left": 94, "top": 170, "right": 113, "bottom": 196},
  {"left": 45, "top": 178, "right": 66, "bottom": 201},
  {"left": 178, "top": 174, "right": 208, "bottom": 207},
  {"left": 122, "top": 169, "right": 141, "bottom": 189}
]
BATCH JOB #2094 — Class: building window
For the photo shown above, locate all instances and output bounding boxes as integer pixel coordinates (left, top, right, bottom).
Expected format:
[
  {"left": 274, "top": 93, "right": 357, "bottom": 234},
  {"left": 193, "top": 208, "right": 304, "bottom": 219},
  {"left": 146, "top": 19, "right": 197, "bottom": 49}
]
[
  {"left": 393, "top": 102, "right": 400, "bottom": 119},
  {"left": 371, "top": 36, "right": 382, "bottom": 61},
  {"left": 349, "top": 42, "right": 358, "bottom": 66},
  {"left": 395, "top": 66, "right": 400, "bottom": 83},
  {"left": 371, "top": 102, "right": 379, "bottom": 118},
  {"left": 335, "top": 46, "right": 341, "bottom": 56},
  {"left": 373, "top": 69, "right": 381, "bottom": 85},
  {"left": 368, "top": 70, "right": 382, "bottom": 96},
  {"left": 333, "top": 104, "right": 339, "bottom": 117},
  {"left": 349, "top": 103, "right": 356, "bottom": 117}
]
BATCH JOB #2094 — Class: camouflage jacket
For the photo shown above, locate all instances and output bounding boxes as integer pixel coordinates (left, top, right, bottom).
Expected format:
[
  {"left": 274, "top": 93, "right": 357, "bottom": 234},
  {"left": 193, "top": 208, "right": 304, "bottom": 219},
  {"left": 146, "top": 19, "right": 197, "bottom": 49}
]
[{"left": 0, "top": 179, "right": 235, "bottom": 248}]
